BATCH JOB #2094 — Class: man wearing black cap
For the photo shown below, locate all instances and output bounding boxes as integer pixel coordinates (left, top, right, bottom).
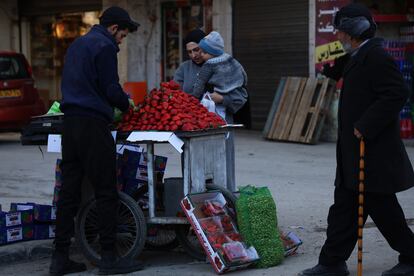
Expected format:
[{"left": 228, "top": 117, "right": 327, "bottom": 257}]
[
  {"left": 50, "top": 6, "right": 143, "bottom": 276},
  {"left": 300, "top": 3, "right": 414, "bottom": 276}
]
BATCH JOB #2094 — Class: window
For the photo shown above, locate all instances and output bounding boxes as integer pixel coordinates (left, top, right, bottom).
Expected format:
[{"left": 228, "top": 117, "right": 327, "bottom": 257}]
[{"left": 0, "top": 56, "right": 29, "bottom": 80}]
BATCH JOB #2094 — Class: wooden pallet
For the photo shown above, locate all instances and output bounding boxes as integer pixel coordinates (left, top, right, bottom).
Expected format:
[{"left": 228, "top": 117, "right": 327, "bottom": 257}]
[
  {"left": 263, "top": 77, "right": 336, "bottom": 144},
  {"left": 263, "top": 77, "right": 286, "bottom": 137}
]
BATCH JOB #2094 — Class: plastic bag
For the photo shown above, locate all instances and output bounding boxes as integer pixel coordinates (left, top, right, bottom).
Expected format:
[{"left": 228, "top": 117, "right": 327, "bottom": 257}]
[
  {"left": 200, "top": 92, "right": 216, "bottom": 112},
  {"left": 47, "top": 101, "right": 61, "bottom": 114},
  {"left": 201, "top": 93, "right": 227, "bottom": 121}
]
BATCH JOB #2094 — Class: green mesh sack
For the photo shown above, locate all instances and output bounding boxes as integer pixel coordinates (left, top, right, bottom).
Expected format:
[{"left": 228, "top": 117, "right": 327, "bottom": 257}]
[{"left": 236, "top": 185, "right": 284, "bottom": 268}]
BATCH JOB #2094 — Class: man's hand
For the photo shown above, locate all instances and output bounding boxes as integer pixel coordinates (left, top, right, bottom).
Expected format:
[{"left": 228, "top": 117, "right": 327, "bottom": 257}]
[
  {"left": 354, "top": 128, "right": 363, "bottom": 139},
  {"left": 209, "top": 92, "right": 224, "bottom": 104}
]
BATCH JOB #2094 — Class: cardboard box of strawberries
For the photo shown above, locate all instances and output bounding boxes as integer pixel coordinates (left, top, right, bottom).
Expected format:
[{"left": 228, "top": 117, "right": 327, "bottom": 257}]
[
  {"left": 180, "top": 191, "right": 259, "bottom": 274},
  {"left": 117, "top": 81, "right": 227, "bottom": 132}
]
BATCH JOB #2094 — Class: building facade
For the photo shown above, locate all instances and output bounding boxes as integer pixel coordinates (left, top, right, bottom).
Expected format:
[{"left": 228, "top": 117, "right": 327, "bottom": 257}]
[{"left": 1, "top": 0, "right": 316, "bottom": 130}]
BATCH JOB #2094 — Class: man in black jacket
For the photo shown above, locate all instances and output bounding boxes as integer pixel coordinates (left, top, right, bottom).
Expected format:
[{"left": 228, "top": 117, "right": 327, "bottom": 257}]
[
  {"left": 50, "top": 6, "right": 143, "bottom": 276},
  {"left": 300, "top": 3, "right": 414, "bottom": 276}
]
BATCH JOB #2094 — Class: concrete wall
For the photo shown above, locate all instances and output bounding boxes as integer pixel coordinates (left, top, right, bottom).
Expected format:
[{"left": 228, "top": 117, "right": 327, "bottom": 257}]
[
  {"left": 102, "top": 0, "right": 161, "bottom": 90},
  {"left": 212, "top": 0, "right": 232, "bottom": 55},
  {"left": 125, "top": 0, "right": 162, "bottom": 90},
  {"left": 0, "top": 0, "right": 19, "bottom": 52}
]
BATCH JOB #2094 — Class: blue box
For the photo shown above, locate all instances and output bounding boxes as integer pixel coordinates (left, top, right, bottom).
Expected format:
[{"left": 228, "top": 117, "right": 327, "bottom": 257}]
[
  {"left": 0, "top": 210, "right": 33, "bottom": 228},
  {"left": 122, "top": 179, "right": 146, "bottom": 196},
  {"left": 10, "top": 203, "right": 56, "bottom": 222},
  {"left": 119, "top": 150, "right": 167, "bottom": 180},
  {"left": 34, "top": 224, "right": 55, "bottom": 240},
  {"left": 0, "top": 225, "right": 33, "bottom": 245}
]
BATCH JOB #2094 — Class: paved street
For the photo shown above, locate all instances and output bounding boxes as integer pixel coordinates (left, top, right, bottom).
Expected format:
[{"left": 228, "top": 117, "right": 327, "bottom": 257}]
[{"left": 0, "top": 130, "right": 413, "bottom": 275}]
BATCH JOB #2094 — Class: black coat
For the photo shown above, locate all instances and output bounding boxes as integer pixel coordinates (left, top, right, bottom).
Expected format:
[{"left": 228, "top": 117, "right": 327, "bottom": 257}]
[{"left": 333, "top": 38, "right": 414, "bottom": 194}]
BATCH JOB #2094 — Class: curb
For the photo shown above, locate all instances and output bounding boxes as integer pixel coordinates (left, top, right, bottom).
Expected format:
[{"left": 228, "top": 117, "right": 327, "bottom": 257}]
[
  {"left": 0, "top": 240, "right": 53, "bottom": 266},
  {"left": 0, "top": 240, "right": 80, "bottom": 267}
]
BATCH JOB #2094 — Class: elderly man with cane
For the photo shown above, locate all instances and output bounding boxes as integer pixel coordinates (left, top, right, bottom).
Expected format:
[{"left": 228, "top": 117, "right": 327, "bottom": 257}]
[{"left": 299, "top": 3, "right": 414, "bottom": 276}]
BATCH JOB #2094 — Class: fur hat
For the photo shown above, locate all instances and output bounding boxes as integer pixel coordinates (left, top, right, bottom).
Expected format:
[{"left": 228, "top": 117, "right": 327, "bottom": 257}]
[{"left": 333, "top": 3, "right": 376, "bottom": 39}]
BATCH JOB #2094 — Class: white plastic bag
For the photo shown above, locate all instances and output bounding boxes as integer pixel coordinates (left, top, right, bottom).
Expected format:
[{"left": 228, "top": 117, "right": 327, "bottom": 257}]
[
  {"left": 200, "top": 93, "right": 216, "bottom": 112},
  {"left": 201, "top": 93, "right": 227, "bottom": 121}
]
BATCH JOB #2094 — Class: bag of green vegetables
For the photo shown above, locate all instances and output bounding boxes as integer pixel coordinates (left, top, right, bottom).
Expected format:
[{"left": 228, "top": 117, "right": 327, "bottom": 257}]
[{"left": 236, "top": 185, "right": 284, "bottom": 268}]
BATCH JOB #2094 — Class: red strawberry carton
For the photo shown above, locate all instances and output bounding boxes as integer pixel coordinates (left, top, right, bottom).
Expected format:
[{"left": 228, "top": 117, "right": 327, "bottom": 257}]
[{"left": 181, "top": 191, "right": 259, "bottom": 274}]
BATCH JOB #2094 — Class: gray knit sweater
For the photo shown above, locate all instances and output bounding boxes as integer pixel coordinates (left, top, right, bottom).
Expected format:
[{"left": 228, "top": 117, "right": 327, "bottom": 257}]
[
  {"left": 192, "top": 53, "right": 248, "bottom": 99},
  {"left": 173, "top": 60, "right": 202, "bottom": 97},
  {"left": 174, "top": 58, "right": 248, "bottom": 122}
]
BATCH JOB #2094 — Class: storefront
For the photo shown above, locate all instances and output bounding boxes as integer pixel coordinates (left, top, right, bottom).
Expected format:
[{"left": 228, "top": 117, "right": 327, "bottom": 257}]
[
  {"left": 18, "top": 0, "right": 102, "bottom": 107},
  {"left": 312, "top": 0, "right": 414, "bottom": 139},
  {"left": 233, "top": 0, "right": 309, "bottom": 130}
]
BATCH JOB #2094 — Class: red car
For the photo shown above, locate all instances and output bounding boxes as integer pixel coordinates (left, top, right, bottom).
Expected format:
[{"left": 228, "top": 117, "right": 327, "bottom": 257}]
[{"left": 0, "top": 51, "right": 45, "bottom": 130}]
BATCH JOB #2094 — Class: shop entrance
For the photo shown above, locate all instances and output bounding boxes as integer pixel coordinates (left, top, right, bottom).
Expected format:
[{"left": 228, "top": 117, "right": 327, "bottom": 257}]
[
  {"left": 29, "top": 12, "right": 100, "bottom": 108},
  {"left": 161, "top": 0, "right": 212, "bottom": 81}
]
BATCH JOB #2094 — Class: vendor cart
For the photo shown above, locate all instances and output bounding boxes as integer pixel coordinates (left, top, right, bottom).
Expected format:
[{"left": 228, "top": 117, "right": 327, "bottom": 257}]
[
  {"left": 21, "top": 114, "right": 239, "bottom": 262},
  {"left": 73, "top": 127, "right": 239, "bottom": 263}
]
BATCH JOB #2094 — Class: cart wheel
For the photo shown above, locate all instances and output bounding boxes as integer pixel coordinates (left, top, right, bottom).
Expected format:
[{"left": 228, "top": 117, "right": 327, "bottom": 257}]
[
  {"left": 145, "top": 224, "right": 180, "bottom": 250},
  {"left": 131, "top": 188, "right": 180, "bottom": 250},
  {"left": 175, "top": 183, "right": 237, "bottom": 261},
  {"left": 75, "top": 192, "right": 147, "bottom": 264}
]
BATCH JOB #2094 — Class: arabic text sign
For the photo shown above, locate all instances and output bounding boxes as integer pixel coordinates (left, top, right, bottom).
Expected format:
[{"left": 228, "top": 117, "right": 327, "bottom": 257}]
[
  {"left": 316, "top": 0, "right": 350, "bottom": 45},
  {"left": 315, "top": 0, "right": 350, "bottom": 72},
  {"left": 315, "top": 40, "right": 345, "bottom": 63}
]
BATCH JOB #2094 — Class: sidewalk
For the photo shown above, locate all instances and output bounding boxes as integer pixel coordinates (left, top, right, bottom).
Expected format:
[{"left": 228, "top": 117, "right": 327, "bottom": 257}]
[{"left": 0, "top": 130, "right": 413, "bottom": 275}]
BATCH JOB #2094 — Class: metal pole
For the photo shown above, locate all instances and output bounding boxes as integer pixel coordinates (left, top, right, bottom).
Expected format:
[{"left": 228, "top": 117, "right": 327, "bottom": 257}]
[
  {"left": 147, "top": 143, "right": 155, "bottom": 219},
  {"left": 357, "top": 138, "right": 365, "bottom": 276},
  {"left": 183, "top": 140, "right": 190, "bottom": 196}
]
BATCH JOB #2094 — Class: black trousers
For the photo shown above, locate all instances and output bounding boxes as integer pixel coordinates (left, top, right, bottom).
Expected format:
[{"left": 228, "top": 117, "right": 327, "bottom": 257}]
[
  {"left": 54, "top": 116, "right": 118, "bottom": 251},
  {"left": 319, "top": 186, "right": 414, "bottom": 266}
]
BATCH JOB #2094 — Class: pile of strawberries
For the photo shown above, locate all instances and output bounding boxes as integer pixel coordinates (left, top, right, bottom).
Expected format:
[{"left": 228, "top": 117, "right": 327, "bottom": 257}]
[{"left": 117, "top": 81, "right": 226, "bottom": 132}]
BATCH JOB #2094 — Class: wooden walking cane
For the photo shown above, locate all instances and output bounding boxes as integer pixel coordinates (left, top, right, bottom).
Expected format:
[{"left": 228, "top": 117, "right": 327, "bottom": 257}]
[{"left": 357, "top": 138, "right": 365, "bottom": 276}]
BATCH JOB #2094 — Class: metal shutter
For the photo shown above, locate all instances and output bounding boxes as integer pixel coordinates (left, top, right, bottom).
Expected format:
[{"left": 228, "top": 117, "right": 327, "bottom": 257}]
[{"left": 233, "top": 0, "right": 309, "bottom": 130}]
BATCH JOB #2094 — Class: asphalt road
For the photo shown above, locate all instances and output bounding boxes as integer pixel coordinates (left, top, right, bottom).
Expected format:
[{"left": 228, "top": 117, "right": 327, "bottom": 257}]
[{"left": 0, "top": 130, "right": 413, "bottom": 275}]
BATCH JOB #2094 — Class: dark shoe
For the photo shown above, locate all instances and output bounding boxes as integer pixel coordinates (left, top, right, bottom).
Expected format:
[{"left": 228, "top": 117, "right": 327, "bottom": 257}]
[
  {"left": 49, "top": 250, "right": 87, "bottom": 276},
  {"left": 298, "top": 263, "right": 350, "bottom": 276},
  {"left": 382, "top": 263, "right": 414, "bottom": 276},
  {"left": 98, "top": 250, "right": 144, "bottom": 275}
]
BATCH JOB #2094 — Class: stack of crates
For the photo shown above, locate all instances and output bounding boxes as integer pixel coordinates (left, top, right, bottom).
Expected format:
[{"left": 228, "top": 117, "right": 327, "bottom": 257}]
[
  {"left": 10, "top": 203, "right": 56, "bottom": 240},
  {"left": 0, "top": 206, "right": 34, "bottom": 245}
]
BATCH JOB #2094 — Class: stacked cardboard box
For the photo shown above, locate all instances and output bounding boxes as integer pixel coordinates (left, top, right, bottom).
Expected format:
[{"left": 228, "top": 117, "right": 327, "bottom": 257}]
[
  {"left": 117, "top": 149, "right": 167, "bottom": 209},
  {"left": 0, "top": 208, "right": 34, "bottom": 245},
  {"left": 10, "top": 203, "right": 56, "bottom": 240}
]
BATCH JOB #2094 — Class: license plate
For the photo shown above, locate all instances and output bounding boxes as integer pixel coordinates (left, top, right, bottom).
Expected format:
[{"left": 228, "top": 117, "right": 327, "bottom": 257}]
[{"left": 0, "top": 89, "right": 21, "bottom": 98}]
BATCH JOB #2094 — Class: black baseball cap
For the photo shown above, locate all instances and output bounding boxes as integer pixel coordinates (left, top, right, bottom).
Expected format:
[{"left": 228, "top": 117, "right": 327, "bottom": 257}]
[{"left": 99, "top": 6, "right": 140, "bottom": 32}]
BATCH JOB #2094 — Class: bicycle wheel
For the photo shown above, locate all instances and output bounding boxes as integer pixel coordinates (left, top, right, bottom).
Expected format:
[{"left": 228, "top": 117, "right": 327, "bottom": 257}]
[
  {"left": 75, "top": 192, "right": 147, "bottom": 264},
  {"left": 175, "top": 183, "right": 237, "bottom": 260}
]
